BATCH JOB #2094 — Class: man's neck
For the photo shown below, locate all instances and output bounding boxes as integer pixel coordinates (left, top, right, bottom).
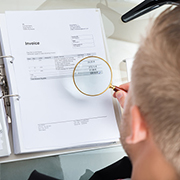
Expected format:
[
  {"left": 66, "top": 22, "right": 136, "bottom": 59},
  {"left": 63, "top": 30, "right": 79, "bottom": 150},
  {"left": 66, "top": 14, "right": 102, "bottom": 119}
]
[{"left": 130, "top": 139, "right": 179, "bottom": 180}]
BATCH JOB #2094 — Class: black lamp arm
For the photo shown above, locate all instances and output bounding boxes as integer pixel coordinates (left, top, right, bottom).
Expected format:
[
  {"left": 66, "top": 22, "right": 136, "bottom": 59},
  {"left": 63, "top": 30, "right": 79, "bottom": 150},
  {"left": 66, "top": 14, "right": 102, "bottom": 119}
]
[{"left": 121, "top": 0, "right": 180, "bottom": 23}]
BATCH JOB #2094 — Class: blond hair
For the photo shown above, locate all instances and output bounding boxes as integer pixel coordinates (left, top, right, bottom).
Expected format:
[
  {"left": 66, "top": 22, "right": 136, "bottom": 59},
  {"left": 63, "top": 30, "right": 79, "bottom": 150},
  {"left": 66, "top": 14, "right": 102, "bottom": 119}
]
[{"left": 131, "top": 6, "right": 180, "bottom": 173}]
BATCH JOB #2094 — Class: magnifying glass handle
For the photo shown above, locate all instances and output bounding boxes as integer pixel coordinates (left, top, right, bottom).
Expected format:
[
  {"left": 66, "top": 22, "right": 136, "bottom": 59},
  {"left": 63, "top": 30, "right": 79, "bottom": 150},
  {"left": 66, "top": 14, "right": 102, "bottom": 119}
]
[{"left": 111, "top": 85, "right": 128, "bottom": 93}]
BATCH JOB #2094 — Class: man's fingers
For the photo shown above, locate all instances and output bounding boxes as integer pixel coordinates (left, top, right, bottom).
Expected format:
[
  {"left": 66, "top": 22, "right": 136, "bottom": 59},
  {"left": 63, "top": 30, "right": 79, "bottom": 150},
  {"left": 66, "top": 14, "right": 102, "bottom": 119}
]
[{"left": 114, "top": 90, "right": 127, "bottom": 108}]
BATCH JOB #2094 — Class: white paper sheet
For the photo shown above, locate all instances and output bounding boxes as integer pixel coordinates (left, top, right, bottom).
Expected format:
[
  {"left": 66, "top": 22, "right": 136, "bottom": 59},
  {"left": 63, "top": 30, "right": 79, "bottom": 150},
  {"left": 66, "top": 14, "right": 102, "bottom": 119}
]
[
  {"left": 3, "top": 9, "right": 120, "bottom": 153},
  {"left": 125, "top": 58, "right": 134, "bottom": 81}
]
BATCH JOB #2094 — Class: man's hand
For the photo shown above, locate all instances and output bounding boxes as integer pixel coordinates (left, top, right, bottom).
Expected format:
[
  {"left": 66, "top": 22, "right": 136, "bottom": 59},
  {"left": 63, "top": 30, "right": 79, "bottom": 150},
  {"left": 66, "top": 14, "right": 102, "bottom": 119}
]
[{"left": 113, "top": 82, "right": 130, "bottom": 108}]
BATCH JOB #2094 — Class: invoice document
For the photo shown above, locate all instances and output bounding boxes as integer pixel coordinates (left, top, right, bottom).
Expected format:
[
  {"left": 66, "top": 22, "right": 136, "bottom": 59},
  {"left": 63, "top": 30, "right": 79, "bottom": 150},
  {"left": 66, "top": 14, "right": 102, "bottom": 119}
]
[{"left": 1, "top": 9, "right": 120, "bottom": 153}]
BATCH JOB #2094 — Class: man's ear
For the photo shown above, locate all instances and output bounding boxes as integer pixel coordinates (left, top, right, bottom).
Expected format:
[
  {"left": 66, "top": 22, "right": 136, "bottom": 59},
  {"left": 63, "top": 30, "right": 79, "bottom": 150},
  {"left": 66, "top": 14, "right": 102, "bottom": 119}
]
[{"left": 126, "top": 105, "right": 147, "bottom": 144}]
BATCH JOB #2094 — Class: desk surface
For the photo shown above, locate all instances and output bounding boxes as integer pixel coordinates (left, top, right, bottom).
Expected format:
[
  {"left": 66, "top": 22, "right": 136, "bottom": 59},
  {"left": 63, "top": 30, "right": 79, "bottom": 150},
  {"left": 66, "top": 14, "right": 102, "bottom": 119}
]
[
  {"left": 0, "top": 0, "right": 166, "bottom": 179},
  {"left": 0, "top": 145, "right": 126, "bottom": 180}
]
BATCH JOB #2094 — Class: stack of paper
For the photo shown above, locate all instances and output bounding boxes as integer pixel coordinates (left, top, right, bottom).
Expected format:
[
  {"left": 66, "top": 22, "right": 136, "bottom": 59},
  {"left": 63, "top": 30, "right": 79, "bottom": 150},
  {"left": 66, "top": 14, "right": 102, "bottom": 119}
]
[
  {"left": 0, "top": 86, "right": 11, "bottom": 156},
  {"left": 125, "top": 58, "right": 134, "bottom": 81},
  {"left": 0, "top": 9, "right": 120, "bottom": 154}
]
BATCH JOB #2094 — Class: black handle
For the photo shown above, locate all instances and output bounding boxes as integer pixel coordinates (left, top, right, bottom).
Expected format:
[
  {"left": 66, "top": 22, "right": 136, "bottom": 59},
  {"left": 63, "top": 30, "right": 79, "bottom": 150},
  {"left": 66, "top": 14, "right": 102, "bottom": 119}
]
[{"left": 113, "top": 86, "right": 128, "bottom": 93}]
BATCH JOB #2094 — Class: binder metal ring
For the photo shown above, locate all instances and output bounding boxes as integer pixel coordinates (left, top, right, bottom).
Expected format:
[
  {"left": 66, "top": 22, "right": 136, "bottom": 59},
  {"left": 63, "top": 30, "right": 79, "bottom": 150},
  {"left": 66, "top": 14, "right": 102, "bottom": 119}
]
[
  {"left": 0, "top": 55, "right": 14, "bottom": 63},
  {"left": 0, "top": 94, "right": 20, "bottom": 100}
]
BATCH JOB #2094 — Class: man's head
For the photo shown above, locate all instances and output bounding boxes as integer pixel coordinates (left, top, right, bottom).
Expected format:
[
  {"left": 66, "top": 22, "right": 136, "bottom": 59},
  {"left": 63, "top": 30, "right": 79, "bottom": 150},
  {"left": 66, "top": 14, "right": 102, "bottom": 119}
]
[{"left": 120, "top": 6, "right": 180, "bottom": 176}]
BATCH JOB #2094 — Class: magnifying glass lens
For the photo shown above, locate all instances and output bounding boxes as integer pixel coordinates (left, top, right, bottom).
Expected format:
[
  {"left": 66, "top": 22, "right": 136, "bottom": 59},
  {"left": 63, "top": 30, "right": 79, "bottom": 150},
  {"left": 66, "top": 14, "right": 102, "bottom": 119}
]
[{"left": 73, "top": 56, "right": 112, "bottom": 96}]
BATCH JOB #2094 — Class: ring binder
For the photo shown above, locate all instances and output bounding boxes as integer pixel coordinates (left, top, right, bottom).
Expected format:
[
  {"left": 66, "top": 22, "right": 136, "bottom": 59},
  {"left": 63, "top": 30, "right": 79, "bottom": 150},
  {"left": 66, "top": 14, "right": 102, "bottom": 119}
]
[
  {"left": 0, "top": 55, "right": 14, "bottom": 63},
  {"left": 0, "top": 9, "right": 120, "bottom": 155},
  {"left": 0, "top": 94, "right": 20, "bottom": 100}
]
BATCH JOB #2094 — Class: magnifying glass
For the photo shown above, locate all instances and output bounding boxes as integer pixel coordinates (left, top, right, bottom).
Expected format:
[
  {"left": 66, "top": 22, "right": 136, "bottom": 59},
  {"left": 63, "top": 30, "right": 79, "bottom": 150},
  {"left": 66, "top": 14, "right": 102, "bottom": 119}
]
[{"left": 73, "top": 56, "right": 127, "bottom": 96}]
